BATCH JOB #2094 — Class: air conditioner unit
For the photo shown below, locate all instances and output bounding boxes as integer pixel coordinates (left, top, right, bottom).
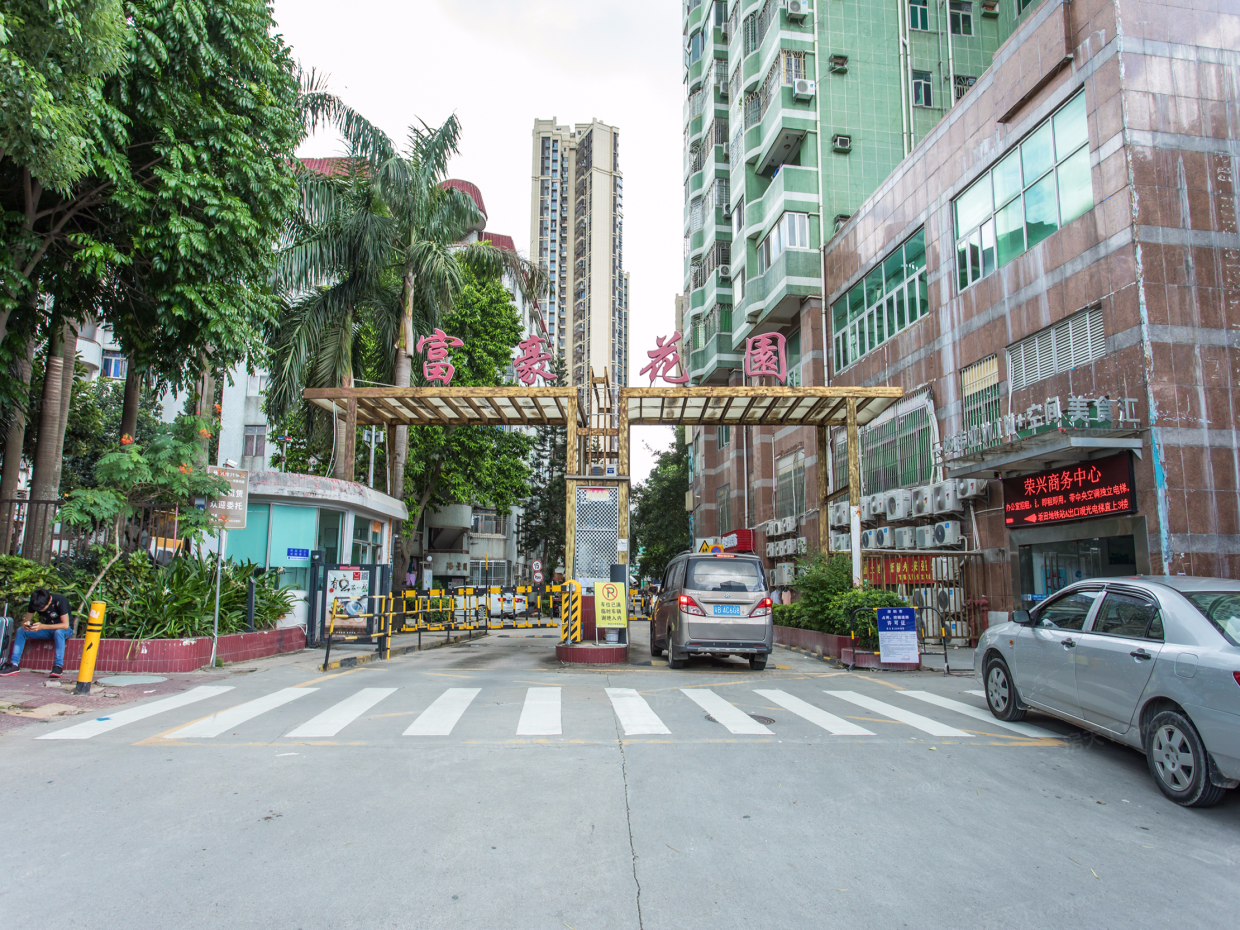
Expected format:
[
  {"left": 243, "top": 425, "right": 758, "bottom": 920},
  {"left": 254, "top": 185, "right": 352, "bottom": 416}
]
[
  {"left": 829, "top": 501, "right": 849, "bottom": 528},
  {"left": 718, "top": 264, "right": 730, "bottom": 278},
  {"left": 781, "top": 516, "right": 797, "bottom": 535},
  {"left": 766, "top": 542, "right": 778, "bottom": 558},
  {"left": 873, "top": 527, "right": 896, "bottom": 549},
  {"left": 932, "top": 556, "right": 956, "bottom": 582},
  {"left": 793, "top": 79, "right": 816, "bottom": 101},
  {"left": 796, "top": 537, "right": 808, "bottom": 554},
  {"left": 957, "top": 478, "right": 987, "bottom": 500},
  {"left": 786, "top": 0, "right": 810, "bottom": 21},
  {"left": 912, "top": 486, "right": 934, "bottom": 517},
  {"left": 934, "top": 520, "right": 964, "bottom": 548},
  {"left": 860, "top": 529, "right": 877, "bottom": 549},
  {"left": 910, "top": 587, "right": 935, "bottom": 609},
  {"left": 915, "top": 526, "right": 936, "bottom": 549},
  {"left": 831, "top": 532, "right": 851, "bottom": 552},
  {"left": 863, "top": 494, "right": 885, "bottom": 522},
  {"left": 775, "top": 563, "right": 796, "bottom": 585},
  {"left": 885, "top": 488, "right": 913, "bottom": 521},
  {"left": 767, "top": 519, "right": 782, "bottom": 537},
  {"left": 831, "top": 133, "right": 852, "bottom": 154},
  {"left": 774, "top": 539, "right": 788, "bottom": 557},
  {"left": 894, "top": 527, "right": 918, "bottom": 549},
  {"left": 828, "top": 54, "right": 848, "bottom": 74},
  {"left": 933, "top": 480, "right": 963, "bottom": 515},
  {"left": 938, "top": 588, "right": 966, "bottom": 612}
]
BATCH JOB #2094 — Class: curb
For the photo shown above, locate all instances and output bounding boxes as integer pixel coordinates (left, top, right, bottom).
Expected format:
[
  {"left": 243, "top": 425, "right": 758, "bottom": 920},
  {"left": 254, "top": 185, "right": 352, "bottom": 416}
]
[
  {"left": 320, "top": 631, "right": 487, "bottom": 671},
  {"left": 775, "top": 643, "right": 842, "bottom": 666}
]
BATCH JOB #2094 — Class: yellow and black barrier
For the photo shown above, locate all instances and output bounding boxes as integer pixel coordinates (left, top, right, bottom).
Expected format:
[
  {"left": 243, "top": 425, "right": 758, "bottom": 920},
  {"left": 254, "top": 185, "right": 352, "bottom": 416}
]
[
  {"left": 321, "top": 595, "right": 392, "bottom": 671},
  {"left": 393, "top": 584, "right": 566, "bottom": 634},
  {"left": 74, "top": 601, "right": 106, "bottom": 695},
  {"left": 559, "top": 580, "right": 582, "bottom": 645}
]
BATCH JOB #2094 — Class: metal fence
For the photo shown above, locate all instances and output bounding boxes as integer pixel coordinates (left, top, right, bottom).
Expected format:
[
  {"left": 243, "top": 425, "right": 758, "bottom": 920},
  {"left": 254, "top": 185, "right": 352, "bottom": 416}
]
[
  {"left": 1, "top": 499, "right": 181, "bottom": 565},
  {"left": 860, "top": 550, "right": 987, "bottom": 644}
]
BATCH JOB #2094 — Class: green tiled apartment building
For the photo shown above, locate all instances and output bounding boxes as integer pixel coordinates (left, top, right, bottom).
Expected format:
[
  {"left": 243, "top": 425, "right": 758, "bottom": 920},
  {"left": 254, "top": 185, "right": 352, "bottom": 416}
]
[{"left": 679, "top": 0, "right": 1039, "bottom": 569}]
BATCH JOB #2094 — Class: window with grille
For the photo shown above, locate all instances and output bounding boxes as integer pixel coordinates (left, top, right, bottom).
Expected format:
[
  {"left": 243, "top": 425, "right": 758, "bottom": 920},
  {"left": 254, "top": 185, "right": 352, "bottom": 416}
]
[
  {"left": 786, "top": 329, "right": 803, "bottom": 387},
  {"left": 471, "top": 511, "right": 508, "bottom": 535},
  {"left": 776, "top": 451, "right": 806, "bottom": 520},
  {"left": 949, "top": 1, "right": 973, "bottom": 35},
  {"left": 954, "top": 74, "right": 977, "bottom": 101},
  {"left": 961, "top": 355, "right": 1001, "bottom": 451},
  {"left": 781, "top": 50, "right": 806, "bottom": 84},
  {"left": 834, "top": 401, "right": 934, "bottom": 496},
  {"left": 244, "top": 425, "right": 266, "bottom": 458},
  {"left": 912, "top": 70, "right": 932, "bottom": 107},
  {"left": 716, "top": 484, "right": 732, "bottom": 536},
  {"left": 691, "top": 197, "right": 704, "bottom": 231},
  {"left": 955, "top": 91, "right": 1092, "bottom": 291},
  {"left": 1007, "top": 306, "right": 1106, "bottom": 392},
  {"left": 909, "top": 0, "right": 929, "bottom": 29}
]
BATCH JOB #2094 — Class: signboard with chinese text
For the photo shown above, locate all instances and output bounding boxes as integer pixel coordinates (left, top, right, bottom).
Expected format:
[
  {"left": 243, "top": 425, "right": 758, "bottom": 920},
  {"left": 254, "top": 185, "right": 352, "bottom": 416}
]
[
  {"left": 206, "top": 467, "right": 248, "bottom": 530},
  {"left": 596, "top": 581, "right": 628, "bottom": 628},
  {"left": 325, "top": 567, "right": 371, "bottom": 623},
  {"left": 877, "top": 607, "right": 919, "bottom": 664},
  {"left": 1002, "top": 452, "right": 1136, "bottom": 527},
  {"left": 863, "top": 556, "right": 934, "bottom": 586}
]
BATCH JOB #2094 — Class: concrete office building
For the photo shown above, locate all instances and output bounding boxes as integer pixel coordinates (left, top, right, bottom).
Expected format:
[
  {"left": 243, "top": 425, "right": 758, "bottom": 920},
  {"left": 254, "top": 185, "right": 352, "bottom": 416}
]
[
  {"left": 821, "top": 0, "right": 1240, "bottom": 617},
  {"left": 530, "top": 118, "right": 630, "bottom": 386},
  {"left": 682, "top": 0, "right": 1064, "bottom": 575}
]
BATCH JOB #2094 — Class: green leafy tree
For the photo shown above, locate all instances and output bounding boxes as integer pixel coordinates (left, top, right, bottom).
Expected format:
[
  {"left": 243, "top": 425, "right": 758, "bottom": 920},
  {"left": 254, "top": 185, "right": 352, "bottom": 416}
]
[
  {"left": 631, "top": 427, "right": 692, "bottom": 584},
  {"left": 521, "top": 355, "right": 568, "bottom": 571},
  {"left": 791, "top": 552, "right": 853, "bottom": 623}
]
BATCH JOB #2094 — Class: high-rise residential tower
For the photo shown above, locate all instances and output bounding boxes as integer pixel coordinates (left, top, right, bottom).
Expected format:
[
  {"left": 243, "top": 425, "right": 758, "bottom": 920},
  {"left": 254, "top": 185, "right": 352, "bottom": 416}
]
[{"left": 530, "top": 118, "right": 629, "bottom": 386}]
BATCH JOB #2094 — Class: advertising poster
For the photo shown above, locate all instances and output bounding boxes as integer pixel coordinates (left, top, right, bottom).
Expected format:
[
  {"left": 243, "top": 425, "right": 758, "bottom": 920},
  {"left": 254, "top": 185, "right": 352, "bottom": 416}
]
[{"left": 326, "top": 567, "right": 371, "bottom": 624}]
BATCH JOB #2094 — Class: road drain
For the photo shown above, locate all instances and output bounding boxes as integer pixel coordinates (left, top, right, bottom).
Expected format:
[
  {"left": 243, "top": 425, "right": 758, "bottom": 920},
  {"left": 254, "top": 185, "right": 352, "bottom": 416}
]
[{"left": 705, "top": 714, "right": 774, "bottom": 725}]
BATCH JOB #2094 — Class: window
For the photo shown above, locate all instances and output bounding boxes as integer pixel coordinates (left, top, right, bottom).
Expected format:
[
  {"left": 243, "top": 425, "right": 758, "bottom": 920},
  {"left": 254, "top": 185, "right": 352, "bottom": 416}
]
[
  {"left": 776, "top": 451, "right": 805, "bottom": 520},
  {"left": 831, "top": 227, "right": 927, "bottom": 372},
  {"left": 732, "top": 196, "right": 744, "bottom": 236},
  {"left": 909, "top": 0, "right": 929, "bottom": 29},
  {"left": 956, "top": 92, "right": 1092, "bottom": 290},
  {"left": 694, "top": 434, "right": 703, "bottom": 475},
  {"left": 471, "top": 511, "right": 507, "bottom": 535},
  {"left": 949, "top": 0, "right": 973, "bottom": 35},
  {"left": 780, "top": 50, "right": 806, "bottom": 84},
  {"left": 843, "top": 399, "right": 935, "bottom": 496},
  {"left": 961, "top": 356, "right": 1001, "bottom": 452},
  {"left": 1093, "top": 593, "right": 1162, "bottom": 640},
  {"left": 470, "top": 559, "right": 508, "bottom": 586},
  {"left": 716, "top": 424, "right": 731, "bottom": 449},
  {"left": 954, "top": 74, "right": 977, "bottom": 101},
  {"left": 244, "top": 425, "right": 266, "bottom": 458},
  {"left": 757, "top": 212, "right": 811, "bottom": 273},
  {"left": 690, "top": 197, "right": 704, "bottom": 231},
  {"left": 101, "top": 351, "right": 127, "bottom": 380},
  {"left": 733, "top": 267, "right": 745, "bottom": 302},
  {"left": 686, "top": 557, "right": 765, "bottom": 592},
  {"left": 716, "top": 484, "right": 732, "bottom": 536},
  {"left": 246, "top": 373, "right": 269, "bottom": 396},
  {"left": 912, "top": 70, "right": 932, "bottom": 107},
  {"left": 1036, "top": 589, "right": 1101, "bottom": 630},
  {"left": 1016, "top": 0, "right": 1038, "bottom": 12},
  {"left": 351, "top": 516, "right": 383, "bottom": 564},
  {"left": 1184, "top": 593, "right": 1240, "bottom": 647},
  {"left": 687, "top": 31, "right": 704, "bottom": 64},
  {"left": 1007, "top": 306, "right": 1105, "bottom": 391},
  {"left": 786, "top": 329, "right": 803, "bottom": 387}
]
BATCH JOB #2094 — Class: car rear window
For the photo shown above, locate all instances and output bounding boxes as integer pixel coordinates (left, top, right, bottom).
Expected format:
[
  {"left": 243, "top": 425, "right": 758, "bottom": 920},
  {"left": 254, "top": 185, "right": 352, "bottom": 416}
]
[
  {"left": 685, "top": 558, "right": 766, "bottom": 592},
  {"left": 1184, "top": 593, "right": 1240, "bottom": 647}
]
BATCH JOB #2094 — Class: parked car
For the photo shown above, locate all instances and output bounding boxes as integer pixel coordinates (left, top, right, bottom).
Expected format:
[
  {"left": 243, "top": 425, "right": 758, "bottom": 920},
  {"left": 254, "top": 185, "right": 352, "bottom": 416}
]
[
  {"left": 651, "top": 552, "right": 773, "bottom": 670},
  {"left": 975, "top": 576, "right": 1240, "bottom": 807}
]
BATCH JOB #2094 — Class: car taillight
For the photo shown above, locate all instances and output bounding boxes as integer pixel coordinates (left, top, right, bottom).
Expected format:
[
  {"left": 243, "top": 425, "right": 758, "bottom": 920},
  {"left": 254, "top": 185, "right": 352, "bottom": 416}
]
[
  {"left": 1234, "top": 671, "right": 1240, "bottom": 688},
  {"left": 750, "top": 597, "right": 772, "bottom": 618},
  {"left": 678, "top": 594, "right": 705, "bottom": 616}
]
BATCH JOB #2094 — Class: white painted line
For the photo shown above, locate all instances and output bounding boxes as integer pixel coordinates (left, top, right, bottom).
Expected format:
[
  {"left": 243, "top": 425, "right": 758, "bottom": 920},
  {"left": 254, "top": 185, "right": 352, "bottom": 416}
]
[
  {"left": 965, "top": 689, "right": 985, "bottom": 697},
  {"left": 899, "top": 691, "right": 1059, "bottom": 738},
  {"left": 516, "top": 687, "right": 562, "bottom": 736},
  {"left": 681, "top": 688, "right": 772, "bottom": 735},
  {"left": 754, "top": 689, "right": 875, "bottom": 736},
  {"left": 285, "top": 688, "right": 398, "bottom": 738},
  {"left": 606, "top": 688, "right": 671, "bottom": 735},
  {"left": 823, "top": 690, "right": 974, "bottom": 738},
  {"left": 37, "top": 686, "right": 235, "bottom": 740},
  {"left": 404, "top": 688, "right": 480, "bottom": 736},
  {"left": 165, "top": 688, "right": 317, "bottom": 738}
]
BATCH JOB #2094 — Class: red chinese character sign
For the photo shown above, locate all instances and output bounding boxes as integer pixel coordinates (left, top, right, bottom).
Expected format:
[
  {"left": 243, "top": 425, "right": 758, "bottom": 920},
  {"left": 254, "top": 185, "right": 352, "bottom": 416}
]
[
  {"left": 416, "top": 329, "right": 464, "bottom": 385},
  {"left": 1002, "top": 452, "right": 1136, "bottom": 526},
  {"left": 514, "top": 335, "right": 557, "bottom": 386},
  {"left": 744, "top": 332, "right": 787, "bottom": 382},
  {"left": 639, "top": 331, "right": 690, "bottom": 385}
]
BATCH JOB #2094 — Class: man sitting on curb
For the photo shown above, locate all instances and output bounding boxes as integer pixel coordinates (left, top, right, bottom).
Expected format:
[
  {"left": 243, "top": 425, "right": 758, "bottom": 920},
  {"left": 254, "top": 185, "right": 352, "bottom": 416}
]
[{"left": 0, "top": 588, "right": 74, "bottom": 679}]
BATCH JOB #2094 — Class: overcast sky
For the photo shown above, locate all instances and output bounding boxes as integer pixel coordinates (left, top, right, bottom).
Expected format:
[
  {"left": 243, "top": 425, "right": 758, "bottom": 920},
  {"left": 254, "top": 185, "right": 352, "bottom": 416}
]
[{"left": 272, "top": 0, "right": 683, "bottom": 482}]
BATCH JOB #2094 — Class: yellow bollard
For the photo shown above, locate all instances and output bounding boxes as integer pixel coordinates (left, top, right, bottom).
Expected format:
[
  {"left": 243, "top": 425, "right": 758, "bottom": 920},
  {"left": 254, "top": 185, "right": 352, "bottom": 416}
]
[{"left": 75, "top": 601, "right": 106, "bottom": 695}]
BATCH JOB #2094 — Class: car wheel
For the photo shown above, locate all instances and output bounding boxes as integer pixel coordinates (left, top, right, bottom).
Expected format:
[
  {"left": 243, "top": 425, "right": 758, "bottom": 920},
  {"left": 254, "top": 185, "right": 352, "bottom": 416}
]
[
  {"left": 650, "top": 626, "right": 664, "bottom": 657},
  {"left": 1145, "top": 710, "right": 1226, "bottom": 808},
  {"left": 984, "top": 656, "right": 1027, "bottom": 722},
  {"left": 749, "top": 656, "right": 767, "bottom": 671},
  {"left": 666, "top": 634, "right": 685, "bottom": 670}
]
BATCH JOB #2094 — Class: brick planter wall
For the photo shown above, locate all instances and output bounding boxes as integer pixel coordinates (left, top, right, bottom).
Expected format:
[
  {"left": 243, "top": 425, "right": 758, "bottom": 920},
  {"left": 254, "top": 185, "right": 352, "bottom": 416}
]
[
  {"left": 15, "top": 626, "right": 306, "bottom": 674},
  {"left": 774, "top": 625, "right": 920, "bottom": 670}
]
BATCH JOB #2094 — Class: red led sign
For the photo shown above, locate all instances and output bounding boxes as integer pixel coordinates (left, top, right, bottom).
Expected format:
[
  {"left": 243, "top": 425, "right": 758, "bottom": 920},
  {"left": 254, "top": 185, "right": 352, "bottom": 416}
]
[{"left": 1003, "top": 452, "right": 1136, "bottom": 527}]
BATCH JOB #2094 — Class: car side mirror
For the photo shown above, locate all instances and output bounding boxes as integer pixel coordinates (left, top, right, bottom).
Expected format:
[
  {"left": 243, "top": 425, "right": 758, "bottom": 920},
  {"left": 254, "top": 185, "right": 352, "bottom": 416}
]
[{"left": 1012, "top": 609, "right": 1033, "bottom": 626}]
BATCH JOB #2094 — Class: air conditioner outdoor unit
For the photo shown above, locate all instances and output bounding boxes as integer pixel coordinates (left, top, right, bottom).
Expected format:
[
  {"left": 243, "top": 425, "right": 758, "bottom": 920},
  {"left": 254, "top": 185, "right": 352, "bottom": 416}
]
[
  {"left": 894, "top": 527, "right": 918, "bottom": 549},
  {"left": 767, "top": 519, "right": 782, "bottom": 537},
  {"left": 831, "top": 133, "right": 852, "bottom": 153},
  {"left": 885, "top": 488, "right": 913, "bottom": 521},
  {"left": 912, "top": 486, "right": 934, "bottom": 517},
  {"left": 863, "top": 494, "right": 885, "bottom": 522},
  {"left": 915, "top": 526, "right": 936, "bottom": 549},
  {"left": 957, "top": 477, "right": 987, "bottom": 499},
  {"left": 910, "top": 587, "right": 934, "bottom": 609},
  {"left": 934, "top": 520, "right": 964, "bottom": 548},
  {"left": 860, "top": 529, "right": 877, "bottom": 549},
  {"left": 829, "top": 501, "right": 849, "bottom": 528},
  {"left": 776, "top": 563, "right": 796, "bottom": 585},
  {"left": 937, "top": 588, "right": 966, "bottom": 613},
  {"left": 718, "top": 264, "right": 730, "bottom": 278},
  {"left": 932, "top": 556, "right": 956, "bottom": 582},
  {"left": 831, "top": 532, "right": 851, "bottom": 552},
  {"left": 874, "top": 526, "right": 896, "bottom": 549},
  {"left": 796, "top": 537, "right": 808, "bottom": 554},
  {"left": 766, "top": 542, "right": 778, "bottom": 558},
  {"left": 775, "top": 539, "right": 789, "bottom": 556},
  {"left": 786, "top": 0, "right": 810, "bottom": 21},
  {"left": 793, "top": 79, "right": 816, "bottom": 101},
  {"left": 781, "top": 516, "right": 797, "bottom": 535},
  {"left": 932, "top": 480, "right": 963, "bottom": 514}
]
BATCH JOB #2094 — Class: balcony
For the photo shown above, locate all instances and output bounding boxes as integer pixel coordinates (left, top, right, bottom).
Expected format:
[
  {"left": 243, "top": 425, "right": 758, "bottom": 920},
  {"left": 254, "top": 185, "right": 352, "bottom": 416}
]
[{"left": 733, "top": 246, "right": 820, "bottom": 346}]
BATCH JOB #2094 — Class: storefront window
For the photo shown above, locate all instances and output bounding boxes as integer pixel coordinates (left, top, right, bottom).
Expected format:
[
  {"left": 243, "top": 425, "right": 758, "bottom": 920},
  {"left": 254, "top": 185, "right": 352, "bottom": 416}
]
[
  {"left": 351, "top": 517, "right": 383, "bottom": 564},
  {"left": 1018, "top": 535, "right": 1136, "bottom": 605},
  {"left": 318, "top": 509, "right": 342, "bottom": 564}
]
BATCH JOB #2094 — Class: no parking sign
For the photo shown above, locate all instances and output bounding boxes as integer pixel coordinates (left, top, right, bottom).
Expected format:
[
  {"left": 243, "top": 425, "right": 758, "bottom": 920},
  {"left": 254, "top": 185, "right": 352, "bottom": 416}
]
[{"left": 876, "top": 607, "right": 918, "bottom": 664}]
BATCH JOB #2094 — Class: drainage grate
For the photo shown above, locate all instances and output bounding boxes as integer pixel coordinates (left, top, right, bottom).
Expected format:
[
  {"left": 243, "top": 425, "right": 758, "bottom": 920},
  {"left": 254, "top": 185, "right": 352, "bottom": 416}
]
[{"left": 706, "top": 714, "right": 775, "bottom": 725}]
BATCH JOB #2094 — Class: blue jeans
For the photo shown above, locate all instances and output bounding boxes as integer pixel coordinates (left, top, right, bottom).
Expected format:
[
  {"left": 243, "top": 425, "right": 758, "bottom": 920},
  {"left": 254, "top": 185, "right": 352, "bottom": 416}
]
[{"left": 11, "top": 628, "right": 72, "bottom": 667}]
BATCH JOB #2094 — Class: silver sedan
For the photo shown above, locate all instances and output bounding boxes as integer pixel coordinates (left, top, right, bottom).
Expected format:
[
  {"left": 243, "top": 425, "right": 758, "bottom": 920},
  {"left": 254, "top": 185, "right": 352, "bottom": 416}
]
[{"left": 974, "top": 576, "right": 1240, "bottom": 807}]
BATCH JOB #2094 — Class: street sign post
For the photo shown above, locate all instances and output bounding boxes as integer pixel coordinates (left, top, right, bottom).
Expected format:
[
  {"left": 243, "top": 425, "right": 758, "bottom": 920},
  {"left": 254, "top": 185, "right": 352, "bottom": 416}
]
[
  {"left": 533, "top": 570, "right": 545, "bottom": 583},
  {"left": 876, "top": 607, "right": 918, "bottom": 664},
  {"left": 531, "top": 559, "right": 543, "bottom": 572}
]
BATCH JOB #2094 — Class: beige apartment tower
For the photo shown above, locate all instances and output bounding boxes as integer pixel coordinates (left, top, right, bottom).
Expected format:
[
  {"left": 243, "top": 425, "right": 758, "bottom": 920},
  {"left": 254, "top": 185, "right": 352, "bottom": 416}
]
[{"left": 530, "top": 118, "right": 629, "bottom": 386}]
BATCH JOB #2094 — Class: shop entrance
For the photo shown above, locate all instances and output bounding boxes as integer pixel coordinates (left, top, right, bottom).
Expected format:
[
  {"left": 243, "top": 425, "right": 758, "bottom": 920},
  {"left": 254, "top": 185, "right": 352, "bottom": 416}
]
[{"left": 1018, "top": 535, "right": 1138, "bottom": 603}]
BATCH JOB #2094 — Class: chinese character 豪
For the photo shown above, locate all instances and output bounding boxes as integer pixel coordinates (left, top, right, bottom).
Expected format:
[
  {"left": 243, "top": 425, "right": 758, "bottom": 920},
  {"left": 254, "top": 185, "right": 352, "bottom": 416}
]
[
  {"left": 513, "top": 334, "right": 556, "bottom": 386},
  {"left": 639, "top": 331, "right": 690, "bottom": 385},
  {"left": 1066, "top": 394, "right": 1092, "bottom": 426},
  {"left": 416, "top": 328, "right": 465, "bottom": 385},
  {"left": 743, "top": 332, "right": 788, "bottom": 382}
]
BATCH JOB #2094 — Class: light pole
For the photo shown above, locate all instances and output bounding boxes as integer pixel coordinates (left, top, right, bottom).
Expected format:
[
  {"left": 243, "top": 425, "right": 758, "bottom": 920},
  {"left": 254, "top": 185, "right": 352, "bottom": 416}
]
[{"left": 363, "top": 428, "right": 384, "bottom": 488}]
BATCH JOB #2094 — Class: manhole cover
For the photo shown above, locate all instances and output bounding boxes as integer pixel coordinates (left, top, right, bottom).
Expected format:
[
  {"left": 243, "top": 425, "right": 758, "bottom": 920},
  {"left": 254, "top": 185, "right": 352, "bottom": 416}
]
[
  {"left": 705, "top": 714, "right": 774, "bottom": 725},
  {"left": 97, "top": 675, "right": 167, "bottom": 686}
]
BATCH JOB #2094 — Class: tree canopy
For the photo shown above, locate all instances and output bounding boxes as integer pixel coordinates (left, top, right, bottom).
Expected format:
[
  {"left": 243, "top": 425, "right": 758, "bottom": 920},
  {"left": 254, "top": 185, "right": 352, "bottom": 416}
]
[{"left": 631, "top": 428, "right": 692, "bottom": 584}]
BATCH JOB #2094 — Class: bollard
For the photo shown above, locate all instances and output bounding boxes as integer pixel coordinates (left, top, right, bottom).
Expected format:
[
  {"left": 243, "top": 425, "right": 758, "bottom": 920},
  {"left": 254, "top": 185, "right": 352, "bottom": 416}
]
[{"left": 75, "top": 601, "right": 106, "bottom": 695}]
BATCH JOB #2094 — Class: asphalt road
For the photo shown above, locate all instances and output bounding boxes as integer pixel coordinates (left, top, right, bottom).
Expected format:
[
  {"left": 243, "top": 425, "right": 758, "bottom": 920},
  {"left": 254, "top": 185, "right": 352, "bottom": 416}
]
[{"left": 3, "top": 624, "right": 1237, "bottom": 929}]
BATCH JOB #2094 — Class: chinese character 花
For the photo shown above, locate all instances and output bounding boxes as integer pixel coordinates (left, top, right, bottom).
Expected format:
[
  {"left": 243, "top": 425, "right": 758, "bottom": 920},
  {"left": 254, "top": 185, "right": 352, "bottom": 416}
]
[
  {"left": 416, "top": 328, "right": 464, "bottom": 385},
  {"left": 744, "top": 332, "right": 788, "bottom": 382},
  {"left": 639, "top": 332, "right": 690, "bottom": 385}
]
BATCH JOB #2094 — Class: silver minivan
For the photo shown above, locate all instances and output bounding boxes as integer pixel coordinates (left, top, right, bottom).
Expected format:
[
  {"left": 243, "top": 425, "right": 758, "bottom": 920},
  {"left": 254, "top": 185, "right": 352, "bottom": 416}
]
[
  {"left": 650, "top": 552, "right": 773, "bottom": 670},
  {"left": 975, "top": 576, "right": 1240, "bottom": 807}
]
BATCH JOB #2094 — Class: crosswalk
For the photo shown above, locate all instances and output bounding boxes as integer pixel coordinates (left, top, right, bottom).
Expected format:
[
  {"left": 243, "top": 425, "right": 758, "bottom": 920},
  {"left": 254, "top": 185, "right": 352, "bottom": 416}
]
[{"left": 34, "top": 683, "right": 1062, "bottom": 743}]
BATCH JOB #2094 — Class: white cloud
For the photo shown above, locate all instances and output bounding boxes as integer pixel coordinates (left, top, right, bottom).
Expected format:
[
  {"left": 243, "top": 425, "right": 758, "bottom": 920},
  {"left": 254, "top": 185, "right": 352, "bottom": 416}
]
[{"left": 274, "top": 0, "right": 682, "bottom": 480}]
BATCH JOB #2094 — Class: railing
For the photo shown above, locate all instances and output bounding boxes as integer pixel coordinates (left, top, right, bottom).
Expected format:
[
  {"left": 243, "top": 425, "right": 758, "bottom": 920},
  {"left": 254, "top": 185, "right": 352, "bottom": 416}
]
[{"left": 0, "top": 499, "right": 179, "bottom": 565}]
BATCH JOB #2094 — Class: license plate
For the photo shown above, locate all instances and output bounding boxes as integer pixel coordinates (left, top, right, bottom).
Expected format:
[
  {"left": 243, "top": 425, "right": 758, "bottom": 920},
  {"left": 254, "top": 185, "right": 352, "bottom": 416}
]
[{"left": 713, "top": 605, "right": 742, "bottom": 616}]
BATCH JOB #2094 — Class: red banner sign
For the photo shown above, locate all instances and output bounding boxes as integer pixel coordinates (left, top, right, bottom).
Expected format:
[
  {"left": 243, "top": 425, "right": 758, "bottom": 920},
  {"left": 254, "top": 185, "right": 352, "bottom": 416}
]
[
  {"left": 864, "top": 556, "right": 935, "bottom": 586},
  {"left": 1003, "top": 452, "right": 1136, "bottom": 527}
]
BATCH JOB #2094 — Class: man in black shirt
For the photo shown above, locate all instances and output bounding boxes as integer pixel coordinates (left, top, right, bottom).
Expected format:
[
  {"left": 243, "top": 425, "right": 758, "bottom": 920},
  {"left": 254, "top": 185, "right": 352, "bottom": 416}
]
[{"left": 0, "top": 588, "right": 73, "bottom": 679}]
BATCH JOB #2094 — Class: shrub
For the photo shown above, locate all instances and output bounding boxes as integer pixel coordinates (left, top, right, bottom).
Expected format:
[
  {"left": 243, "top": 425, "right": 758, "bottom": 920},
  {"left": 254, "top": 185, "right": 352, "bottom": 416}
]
[
  {"left": 820, "top": 587, "right": 911, "bottom": 650},
  {"left": 773, "top": 602, "right": 806, "bottom": 629},
  {"left": 0, "top": 555, "right": 62, "bottom": 610},
  {"left": 792, "top": 552, "right": 853, "bottom": 630}
]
